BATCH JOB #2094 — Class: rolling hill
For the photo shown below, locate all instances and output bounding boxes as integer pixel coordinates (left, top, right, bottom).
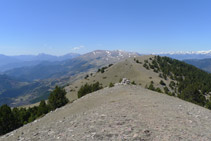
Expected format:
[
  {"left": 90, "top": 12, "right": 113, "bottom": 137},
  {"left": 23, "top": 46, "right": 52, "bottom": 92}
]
[
  {"left": 65, "top": 55, "right": 211, "bottom": 108},
  {"left": 184, "top": 58, "right": 211, "bottom": 73}
]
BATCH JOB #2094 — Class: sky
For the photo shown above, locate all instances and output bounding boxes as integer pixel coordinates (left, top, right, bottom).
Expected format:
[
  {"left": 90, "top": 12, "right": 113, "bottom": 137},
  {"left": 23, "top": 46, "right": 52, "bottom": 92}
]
[{"left": 0, "top": 0, "right": 211, "bottom": 55}]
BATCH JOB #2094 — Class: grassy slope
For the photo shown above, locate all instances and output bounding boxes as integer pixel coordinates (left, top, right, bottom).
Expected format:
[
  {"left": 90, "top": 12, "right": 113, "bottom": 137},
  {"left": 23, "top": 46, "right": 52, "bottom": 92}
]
[{"left": 65, "top": 55, "right": 173, "bottom": 102}]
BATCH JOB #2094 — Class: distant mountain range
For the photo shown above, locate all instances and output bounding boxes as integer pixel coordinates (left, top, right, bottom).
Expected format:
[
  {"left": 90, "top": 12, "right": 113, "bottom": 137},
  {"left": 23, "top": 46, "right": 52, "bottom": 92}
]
[
  {"left": 184, "top": 58, "right": 211, "bottom": 73},
  {"left": 157, "top": 50, "right": 211, "bottom": 60},
  {"left": 4, "top": 50, "right": 139, "bottom": 81},
  {"left": 0, "top": 50, "right": 139, "bottom": 106},
  {"left": 0, "top": 53, "right": 80, "bottom": 72}
]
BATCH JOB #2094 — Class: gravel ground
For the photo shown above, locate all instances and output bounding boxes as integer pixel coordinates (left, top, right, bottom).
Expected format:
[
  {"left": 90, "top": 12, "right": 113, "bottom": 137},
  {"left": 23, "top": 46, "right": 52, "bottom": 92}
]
[{"left": 1, "top": 85, "right": 211, "bottom": 141}]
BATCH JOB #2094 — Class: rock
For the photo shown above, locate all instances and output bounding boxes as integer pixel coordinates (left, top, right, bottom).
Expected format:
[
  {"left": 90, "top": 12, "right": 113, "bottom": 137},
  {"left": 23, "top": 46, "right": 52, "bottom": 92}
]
[
  {"left": 121, "top": 78, "right": 131, "bottom": 85},
  {"left": 133, "top": 133, "right": 138, "bottom": 138}
]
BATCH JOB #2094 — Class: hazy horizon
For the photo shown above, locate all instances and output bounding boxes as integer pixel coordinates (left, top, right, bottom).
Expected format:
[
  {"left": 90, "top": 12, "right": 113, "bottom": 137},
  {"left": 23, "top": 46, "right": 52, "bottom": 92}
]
[{"left": 1, "top": 49, "right": 211, "bottom": 57}]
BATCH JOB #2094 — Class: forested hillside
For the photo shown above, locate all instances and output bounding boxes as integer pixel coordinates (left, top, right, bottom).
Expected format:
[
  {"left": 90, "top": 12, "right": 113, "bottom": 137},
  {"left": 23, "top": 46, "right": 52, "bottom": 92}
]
[{"left": 142, "top": 56, "right": 211, "bottom": 108}]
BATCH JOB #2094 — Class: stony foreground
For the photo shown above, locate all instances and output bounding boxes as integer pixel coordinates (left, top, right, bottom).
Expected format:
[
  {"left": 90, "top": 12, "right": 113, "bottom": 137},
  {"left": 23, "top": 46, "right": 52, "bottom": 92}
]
[{"left": 1, "top": 85, "right": 211, "bottom": 141}]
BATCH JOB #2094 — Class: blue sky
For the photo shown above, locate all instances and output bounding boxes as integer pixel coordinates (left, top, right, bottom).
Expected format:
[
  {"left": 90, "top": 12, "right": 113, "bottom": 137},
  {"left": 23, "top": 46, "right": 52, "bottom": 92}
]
[{"left": 0, "top": 0, "right": 211, "bottom": 55}]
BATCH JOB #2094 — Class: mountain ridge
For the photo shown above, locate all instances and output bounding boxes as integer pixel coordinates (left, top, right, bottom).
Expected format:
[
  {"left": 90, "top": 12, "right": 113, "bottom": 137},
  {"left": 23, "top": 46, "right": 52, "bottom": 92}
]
[{"left": 2, "top": 85, "right": 211, "bottom": 140}]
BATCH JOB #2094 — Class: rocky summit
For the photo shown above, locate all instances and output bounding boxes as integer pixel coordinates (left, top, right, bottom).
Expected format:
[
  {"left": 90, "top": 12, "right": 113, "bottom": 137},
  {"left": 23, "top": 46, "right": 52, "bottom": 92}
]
[{"left": 1, "top": 85, "right": 211, "bottom": 141}]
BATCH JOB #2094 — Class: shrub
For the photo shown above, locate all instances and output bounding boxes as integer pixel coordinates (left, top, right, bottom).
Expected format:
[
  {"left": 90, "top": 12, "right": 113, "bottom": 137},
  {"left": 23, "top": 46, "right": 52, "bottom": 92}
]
[
  {"left": 37, "top": 100, "right": 49, "bottom": 117},
  {"left": 109, "top": 82, "right": 114, "bottom": 87},
  {"left": 148, "top": 82, "right": 155, "bottom": 91},
  {"left": 160, "top": 80, "right": 166, "bottom": 86},
  {"left": 84, "top": 75, "right": 89, "bottom": 79},
  {"left": 119, "top": 78, "right": 123, "bottom": 83},
  {"left": 78, "top": 82, "right": 102, "bottom": 98},
  {"left": 164, "top": 86, "right": 169, "bottom": 94},
  {"left": 143, "top": 63, "right": 149, "bottom": 69},
  {"left": 169, "top": 81, "right": 175, "bottom": 89},
  {"left": 48, "top": 86, "right": 69, "bottom": 110},
  {"left": 131, "top": 81, "right": 136, "bottom": 85},
  {"left": 155, "top": 87, "right": 163, "bottom": 93},
  {"left": 206, "top": 99, "right": 211, "bottom": 110}
]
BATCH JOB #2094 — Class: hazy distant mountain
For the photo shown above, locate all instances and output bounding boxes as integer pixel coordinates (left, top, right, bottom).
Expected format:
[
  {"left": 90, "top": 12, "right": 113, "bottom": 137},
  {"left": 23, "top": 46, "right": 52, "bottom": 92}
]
[
  {"left": 158, "top": 50, "right": 211, "bottom": 60},
  {"left": 184, "top": 58, "right": 211, "bottom": 73},
  {"left": 13, "top": 53, "right": 80, "bottom": 62},
  {"left": 0, "top": 74, "right": 26, "bottom": 94},
  {"left": 0, "top": 55, "right": 21, "bottom": 66},
  {"left": 5, "top": 50, "right": 139, "bottom": 81},
  {"left": 0, "top": 53, "right": 80, "bottom": 72}
]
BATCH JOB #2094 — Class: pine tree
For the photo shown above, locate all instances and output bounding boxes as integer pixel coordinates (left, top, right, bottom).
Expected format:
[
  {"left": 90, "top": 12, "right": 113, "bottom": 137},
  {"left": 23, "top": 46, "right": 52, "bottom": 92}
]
[
  {"left": 37, "top": 100, "right": 49, "bottom": 117},
  {"left": 0, "top": 105, "right": 18, "bottom": 135},
  {"left": 48, "top": 86, "right": 69, "bottom": 110}
]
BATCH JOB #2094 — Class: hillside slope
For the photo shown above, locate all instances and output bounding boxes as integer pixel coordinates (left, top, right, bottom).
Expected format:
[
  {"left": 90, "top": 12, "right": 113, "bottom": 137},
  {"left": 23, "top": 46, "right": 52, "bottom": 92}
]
[
  {"left": 2, "top": 85, "right": 211, "bottom": 141},
  {"left": 67, "top": 55, "right": 211, "bottom": 108},
  {"left": 184, "top": 58, "right": 211, "bottom": 73},
  {"left": 65, "top": 55, "right": 174, "bottom": 101}
]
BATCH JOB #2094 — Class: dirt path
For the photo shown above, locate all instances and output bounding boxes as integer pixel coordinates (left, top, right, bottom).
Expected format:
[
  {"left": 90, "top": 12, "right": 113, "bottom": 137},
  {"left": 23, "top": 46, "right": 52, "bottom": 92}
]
[{"left": 1, "top": 85, "right": 211, "bottom": 141}]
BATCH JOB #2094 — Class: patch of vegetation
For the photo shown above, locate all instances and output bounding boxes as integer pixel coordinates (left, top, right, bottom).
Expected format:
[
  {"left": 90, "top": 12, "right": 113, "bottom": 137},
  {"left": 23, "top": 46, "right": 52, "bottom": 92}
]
[
  {"left": 147, "top": 82, "right": 163, "bottom": 93},
  {"left": 0, "top": 86, "right": 69, "bottom": 135},
  {"left": 109, "top": 82, "right": 114, "bottom": 88},
  {"left": 155, "top": 87, "right": 163, "bottom": 93},
  {"left": 205, "top": 97, "right": 211, "bottom": 110},
  {"left": 119, "top": 78, "right": 123, "bottom": 83},
  {"left": 134, "top": 58, "right": 142, "bottom": 64},
  {"left": 84, "top": 74, "right": 89, "bottom": 79},
  {"left": 169, "top": 81, "right": 176, "bottom": 89},
  {"left": 131, "top": 81, "right": 136, "bottom": 85},
  {"left": 29, "top": 91, "right": 50, "bottom": 104},
  {"left": 164, "top": 86, "right": 169, "bottom": 94},
  {"left": 78, "top": 82, "right": 103, "bottom": 98},
  {"left": 143, "top": 63, "right": 149, "bottom": 70},
  {"left": 97, "top": 64, "right": 113, "bottom": 73},
  {"left": 160, "top": 80, "right": 166, "bottom": 86},
  {"left": 148, "top": 81, "right": 155, "bottom": 91}
]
